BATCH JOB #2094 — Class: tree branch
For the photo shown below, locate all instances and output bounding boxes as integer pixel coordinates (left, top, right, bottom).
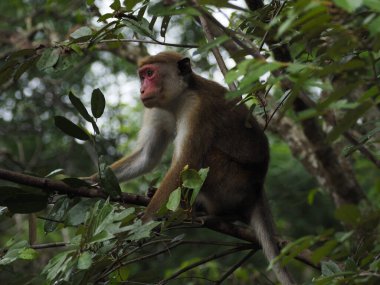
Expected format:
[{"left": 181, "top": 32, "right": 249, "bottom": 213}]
[
  {"left": 0, "top": 168, "right": 149, "bottom": 206},
  {"left": 215, "top": 250, "right": 256, "bottom": 284},
  {"left": 159, "top": 245, "right": 252, "bottom": 284}
]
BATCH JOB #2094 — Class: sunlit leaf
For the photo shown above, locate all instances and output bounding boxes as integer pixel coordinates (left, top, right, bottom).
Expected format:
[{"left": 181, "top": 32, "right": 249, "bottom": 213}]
[
  {"left": 110, "top": 0, "right": 121, "bottom": 10},
  {"left": 333, "top": 0, "right": 363, "bottom": 12},
  {"left": 19, "top": 248, "right": 39, "bottom": 260},
  {"left": 166, "top": 188, "right": 181, "bottom": 211},
  {"left": 364, "top": 0, "right": 380, "bottom": 12},
  {"left": 70, "top": 26, "right": 93, "bottom": 39},
  {"left": 321, "top": 260, "right": 341, "bottom": 276},
  {"left": 78, "top": 252, "right": 92, "bottom": 270},
  {"left": 37, "top": 48, "right": 60, "bottom": 71},
  {"left": 44, "top": 196, "right": 70, "bottom": 233},
  {"left": 123, "top": 18, "right": 153, "bottom": 38}
]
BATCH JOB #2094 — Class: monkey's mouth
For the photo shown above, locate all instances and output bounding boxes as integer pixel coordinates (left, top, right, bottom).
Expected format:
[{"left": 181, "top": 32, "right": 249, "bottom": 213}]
[{"left": 141, "top": 96, "right": 157, "bottom": 106}]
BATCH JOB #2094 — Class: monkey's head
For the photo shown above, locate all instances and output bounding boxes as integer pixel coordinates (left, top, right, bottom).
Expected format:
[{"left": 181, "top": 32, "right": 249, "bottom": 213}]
[{"left": 138, "top": 52, "right": 192, "bottom": 108}]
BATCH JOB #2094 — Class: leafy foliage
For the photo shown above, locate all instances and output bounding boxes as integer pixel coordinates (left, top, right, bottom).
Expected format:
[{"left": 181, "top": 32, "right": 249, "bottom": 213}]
[{"left": 0, "top": 0, "right": 379, "bottom": 284}]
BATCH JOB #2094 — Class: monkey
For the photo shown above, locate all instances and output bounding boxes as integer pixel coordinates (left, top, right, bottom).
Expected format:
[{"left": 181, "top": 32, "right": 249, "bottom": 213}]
[{"left": 88, "top": 52, "right": 294, "bottom": 285}]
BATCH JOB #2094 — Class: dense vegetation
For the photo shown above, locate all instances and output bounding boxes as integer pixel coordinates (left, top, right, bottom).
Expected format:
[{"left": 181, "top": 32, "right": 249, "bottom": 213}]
[{"left": 0, "top": 0, "right": 379, "bottom": 284}]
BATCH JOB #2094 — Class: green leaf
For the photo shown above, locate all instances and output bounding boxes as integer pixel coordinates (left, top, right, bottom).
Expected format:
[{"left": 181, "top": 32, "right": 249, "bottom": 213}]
[
  {"left": 181, "top": 168, "right": 209, "bottom": 205},
  {"left": 333, "top": 0, "right": 363, "bottom": 12},
  {"left": 326, "top": 100, "right": 373, "bottom": 142},
  {"left": 70, "top": 43, "right": 84, "bottom": 56},
  {"left": 321, "top": 260, "right": 341, "bottom": 276},
  {"left": 89, "top": 230, "right": 114, "bottom": 243},
  {"left": 345, "top": 257, "right": 357, "bottom": 271},
  {"left": 239, "top": 62, "right": 282, "bottom": 88},
  {"left": 196, "top": 35, "right": 229, "bottom": 54},
  {"left": 311, "top": 240, "right": 338, "bottom": 264},
  {"left": 124, "top": 0, "right": 140, "bottom": 11},
  {"left": 19, "top": 248, "right": 39, "bottom": 260},
  {"left": 307, "top": 188, "right": 318, "bottom": 205},
  {"left": 101, "top": 167, "right": 122, "bottom": 198},
  {"left": 110, "top": 0, "right": 121, "bottom": 10},
  {"left": 42, "top": 250, "right": 74, "bottom": 281},
  {"left": 37, "top": 48, "right": 60, "bottom": 71},
  {"left": 368, "top": 16, "right": 380, "bottom": 36},
  {"left": 334, "top": 204, "right": 361, "bottom": 226},
  {"left": 166, "top": 188, "right": 181, "bottom": 211},
  {"left": 91, "top": 88, "right": 106, "bottom": 118},
  {"left": 69, "top": 91, "right": 92, "bottom": 122},
  {"left": 127, "top": 220, "right": 161, "bottom": 241},
  {"left": 160, "top": 16, "right": 171, "bottom": 37},
  {"left": 77, "top": 252, "right": 92, "bottom": 269},
  {"left": 14, "top": 57, "right": 38, "bottom": 81},
  {"left": 123, "top": 18, "right": 153, "bottom": 38},
  {"left": 70, "top": 26, "right": 93, "bottom": 39},
  {"left": 54, "top": 116, "right": 90, "bottom": 141},
  {"left": 44, "top": 196, "right": 70, "bottom": 233},
  {"left": 66, "top": 198, "right": 97, "bottom": 226},
  {"left": 8, "top": 49, "right": 35, "bottom": 60},
  {"left": 364, "top": 0, "right": 380, "bottom": 12},
  {"left": 0, "top": 240, "right": 28, "bottom": 265}
]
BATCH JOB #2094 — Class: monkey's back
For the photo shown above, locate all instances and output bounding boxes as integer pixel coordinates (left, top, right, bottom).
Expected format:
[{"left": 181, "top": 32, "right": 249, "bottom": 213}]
[{"left": 194, "top": 77, "right": 270, "bottom": 219}]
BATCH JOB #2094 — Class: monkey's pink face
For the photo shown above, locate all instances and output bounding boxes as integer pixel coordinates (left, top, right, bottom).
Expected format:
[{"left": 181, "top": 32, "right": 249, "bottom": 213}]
[{"left": 138, "top": 64, "right": 161, "bottom": 108}]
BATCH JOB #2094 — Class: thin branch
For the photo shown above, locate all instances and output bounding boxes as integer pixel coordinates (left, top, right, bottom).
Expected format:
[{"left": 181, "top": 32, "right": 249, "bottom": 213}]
[
  {"left": 189, "top": 1, "right": 265, "bottom": 60},
  {"left": 77, "top": 38, "right": 198, "bottom": 49},
  {"left": 31, "top": 242, "right": 67, "bottom": 249},
  {"left": 265, "top": 89, "right": 292, "bottom": 130},
  {"left": 343, "top": 132, "right": 380, "bottom": 168},
  {"left": 99, "top": 241, "right": 183, "bottom": 281},
  {"left": 259, "top": 1, "right": 288, "bottom": 50},
  {"left": 215, "top": 250, "right": 256, "bottom": 284},
  {"left": 159, "top": 245, "right": 252, "bottom": 284},
  {"left": 194, "top": 1, "right": 237, "bottom": 91}
]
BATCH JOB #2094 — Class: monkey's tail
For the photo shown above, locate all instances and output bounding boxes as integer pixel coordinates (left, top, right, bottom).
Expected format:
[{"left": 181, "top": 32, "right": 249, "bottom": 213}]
[{"left": 250, "top": 194, "right": 294, "bottom": 285}]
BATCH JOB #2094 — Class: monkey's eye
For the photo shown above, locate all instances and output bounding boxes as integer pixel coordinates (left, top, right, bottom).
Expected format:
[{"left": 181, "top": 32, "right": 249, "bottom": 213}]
[{"left": 146, "top": 69, "right": 154, "bottom": 77}]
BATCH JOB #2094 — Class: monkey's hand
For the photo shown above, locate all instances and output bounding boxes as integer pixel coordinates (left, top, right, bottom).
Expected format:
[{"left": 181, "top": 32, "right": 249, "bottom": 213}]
[{"left": 146, "top": 186, "right": 157, "bottom": 198}]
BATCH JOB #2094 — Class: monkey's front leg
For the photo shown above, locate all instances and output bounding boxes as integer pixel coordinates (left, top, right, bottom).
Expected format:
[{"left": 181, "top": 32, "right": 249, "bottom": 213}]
[{"left": 141, "top": 161, "right": 184, "bottom": 223}]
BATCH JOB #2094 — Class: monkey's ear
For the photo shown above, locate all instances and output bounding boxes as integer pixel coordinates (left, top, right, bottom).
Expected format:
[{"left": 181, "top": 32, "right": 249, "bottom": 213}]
[{"left": 177, "top": 58, "right": 192, "bottom": 76}]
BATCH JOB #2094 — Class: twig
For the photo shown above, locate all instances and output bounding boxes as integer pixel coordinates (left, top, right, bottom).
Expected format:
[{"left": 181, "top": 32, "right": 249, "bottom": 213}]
[
  {"left": 99, "top": 241, "right": 183, "bottom": 281},
  {"left": 77, "top": 38, "right": 198, "bottom": 49},
  {"left": 259, "top": 1, "right": 288, "bottom": 50},
  {"left": 194, "top": 1, "right": 237, "bottom": 91},
  {"left": 265, "top": 89, "right": 292, "bottom": 130},
  {"left": 188, "top": 1, "right": 265, "bottom": 60},
  {"left": 159, "top": 245, "right": 252, "bottom": 284},
  {"left": 215, "top": 250, "right": 256, "bottom": 284},
  {"left": 31, "top": 242, "right": 67, "bottom": 249}
]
